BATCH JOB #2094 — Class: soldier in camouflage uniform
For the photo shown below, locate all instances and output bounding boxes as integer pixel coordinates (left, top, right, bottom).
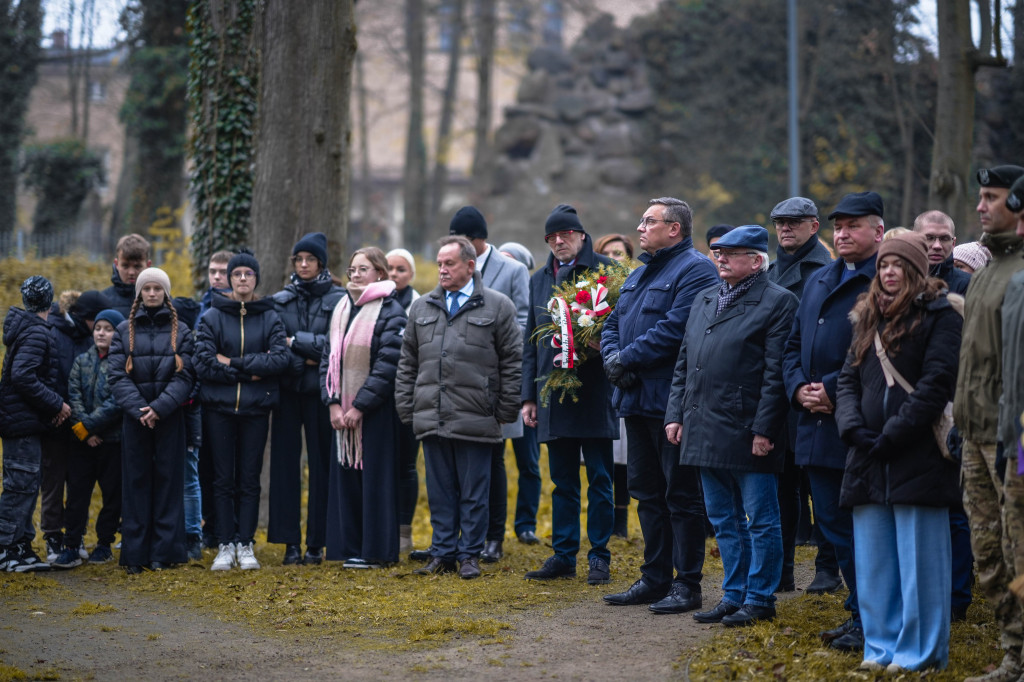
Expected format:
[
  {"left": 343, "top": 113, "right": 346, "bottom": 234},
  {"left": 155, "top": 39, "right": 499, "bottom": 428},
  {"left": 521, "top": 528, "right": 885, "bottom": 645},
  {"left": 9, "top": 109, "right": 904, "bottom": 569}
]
[{"left": 956, "top": 165, "right": 1024, "bottom": 682}]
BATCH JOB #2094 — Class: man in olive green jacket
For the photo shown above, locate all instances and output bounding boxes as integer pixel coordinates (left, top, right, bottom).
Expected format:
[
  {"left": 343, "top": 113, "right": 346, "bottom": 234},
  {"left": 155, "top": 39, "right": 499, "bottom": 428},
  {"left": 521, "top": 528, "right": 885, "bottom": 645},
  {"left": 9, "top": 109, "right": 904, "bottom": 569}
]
[{"left": 955, "top": 165, "right": 1024, "bottom": 682}]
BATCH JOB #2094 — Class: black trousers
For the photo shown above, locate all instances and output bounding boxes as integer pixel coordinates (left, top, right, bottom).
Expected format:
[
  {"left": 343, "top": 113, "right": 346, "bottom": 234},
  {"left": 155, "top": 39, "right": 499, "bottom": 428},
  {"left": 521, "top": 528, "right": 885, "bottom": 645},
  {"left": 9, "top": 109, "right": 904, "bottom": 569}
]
[
  {"left": 206, "top": 410, "right": 269, "bottom": 546},
  {"left": 267, "top": 390, "right": 333, "bottom": 548},
  {"left": 625, "top": 415, "right": 705, "bottom": 592},
  {"left": 397, "top": 421, "right": 419, "bottom": 526},
  {"left": 64, "top": 439, "right": 122, "bottom": 548},
  {"left": 120, "top": 412, "right": 186, "bottom": 567},
  {"left": 486, "top": 442, "right": 508, "bottom": 542},
  {"left": 40, "top": 430, "right": 71, "bottom": 536}
]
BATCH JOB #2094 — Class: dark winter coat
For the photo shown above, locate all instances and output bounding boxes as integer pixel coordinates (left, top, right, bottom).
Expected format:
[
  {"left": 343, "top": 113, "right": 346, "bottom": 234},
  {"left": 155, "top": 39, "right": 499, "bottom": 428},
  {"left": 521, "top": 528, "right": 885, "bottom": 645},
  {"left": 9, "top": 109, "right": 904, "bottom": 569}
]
[
  {"left": 836, "top": 296, "right": 962, "bottom": 508},
  {"left": 318, "top": 293, "right": 407, "bottom": 414},
  {"left": 107, "top": 305, "right": 196, "bottom": 421},
  {"left": 273, "top": 276, "right": 345, "bottom": 395},
  {"left": 194, "top": 296, "right": 290, "bottom": 416},
  {"left": 101, "top": 267, "right": 138, "bottom": 318},
  {"left": 396, "top": 272, "right": 523, "bottom": 443},
  {"left": 0, "top": 307, "right": 65, "bottom": 438},
  {"left": 47, "top": 307, "right": 93, "bottom": 399},
  {"left": 782, "top": 256, "right": 877, "bottom": 469},
  {"left": 667, "top": 275, "right": 798, "bottom": 473},
  {"left": 930, "top": 255, "right": 971, "bottom": 296},
  {"left": 600, "top": 237, "right": 720, "bottom": 418},
  {"left": 522, "top": 237, "right": 617, "bottom": 443},
  {"left": 69, "top": 346, "right": 122, "bottom": 443}
]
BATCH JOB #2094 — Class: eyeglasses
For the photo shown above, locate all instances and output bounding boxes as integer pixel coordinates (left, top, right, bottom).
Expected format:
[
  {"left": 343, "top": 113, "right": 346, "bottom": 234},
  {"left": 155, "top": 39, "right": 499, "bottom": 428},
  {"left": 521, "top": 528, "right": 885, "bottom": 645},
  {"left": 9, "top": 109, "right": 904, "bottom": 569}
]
[
  {"left": 231, "top": 270, "right": 256, "bottom": 280},
  {"left": 638, "top": 217, "right": 675, "bottom": 228},
  {"left": 291, "top": 255, "right": 319, "bottom": 265},
  {"left": 544, "top": 230, "right": 578, "bottom": 244},
  {"left": 346, "top": 265, "right": 373, "bottom": 277},
  {"left": 922, "top": 234, "right": 954, "bottom": 244},
  {"left": 715, "top": 250, "right": 759, "bottom": 261},
  {"left": 773, "top": 218, "right": 812, "bottom": 229}
]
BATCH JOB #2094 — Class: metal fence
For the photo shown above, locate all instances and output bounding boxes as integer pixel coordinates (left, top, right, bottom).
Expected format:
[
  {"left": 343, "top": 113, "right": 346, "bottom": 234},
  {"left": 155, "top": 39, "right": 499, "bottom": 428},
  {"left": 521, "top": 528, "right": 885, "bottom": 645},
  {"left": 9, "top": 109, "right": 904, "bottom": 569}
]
[{"left": 0, "top": 230, "right": 102, "bottom": 259}]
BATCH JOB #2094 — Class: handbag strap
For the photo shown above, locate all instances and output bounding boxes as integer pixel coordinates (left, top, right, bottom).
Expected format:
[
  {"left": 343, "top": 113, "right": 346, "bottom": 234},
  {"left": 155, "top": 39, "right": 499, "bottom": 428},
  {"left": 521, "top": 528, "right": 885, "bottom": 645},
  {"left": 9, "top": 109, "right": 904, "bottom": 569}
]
[{"left": 874, "top": 332, "right": 915, "bottom": 394}]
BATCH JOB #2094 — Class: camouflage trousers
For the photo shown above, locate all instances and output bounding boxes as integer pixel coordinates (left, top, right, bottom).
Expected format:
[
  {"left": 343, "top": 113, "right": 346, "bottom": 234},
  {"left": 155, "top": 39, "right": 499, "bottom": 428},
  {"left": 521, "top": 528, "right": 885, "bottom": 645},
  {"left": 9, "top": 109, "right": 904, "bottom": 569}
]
[{"left": 962, "top": 440, "right": 1024, "bottom": 656}]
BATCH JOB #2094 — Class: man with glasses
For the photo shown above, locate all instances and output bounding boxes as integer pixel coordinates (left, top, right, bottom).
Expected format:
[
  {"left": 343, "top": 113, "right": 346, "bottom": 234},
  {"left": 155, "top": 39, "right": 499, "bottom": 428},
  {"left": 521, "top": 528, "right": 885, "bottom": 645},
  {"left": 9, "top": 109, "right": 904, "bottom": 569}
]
[
  {"left": 766, "top": 198, "right": 839, "bottom": 598},
  {"left": 600, "top": 197, "right": 718, "bottom": 614},
  {"left": 783, "top": 191, "right": 885, "bottom": 652},
  {"left": 912, "top": 210, "right": 971, "bottom": 295}
]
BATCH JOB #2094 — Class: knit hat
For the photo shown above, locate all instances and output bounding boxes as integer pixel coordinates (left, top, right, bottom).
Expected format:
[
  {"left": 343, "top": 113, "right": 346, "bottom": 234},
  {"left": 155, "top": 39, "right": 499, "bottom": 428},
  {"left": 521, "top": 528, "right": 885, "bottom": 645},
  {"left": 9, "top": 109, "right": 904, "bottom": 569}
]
[
  {"left": 497, "top": 241, "right": 535, "bottom": 270},
  {"left": 877, "top": 232, "right": 929, "bottom": 278},
  {"left": 227, "top": 249, "right": 260, "bottom": 288},
  {"left": 70, "top": 290, "right": 108, "bottom": 321},
  {"left": 952, "top": 242, "right": 992, "bottom": 272},
  {"left": 20, "top": 275, "right": 53, "bottom": 313},
  {"left": 386, "top": 248, "right": 416, "bottom": 278},
  {"left": 134, "top": 267, "right": 172, "bottom": 298},
  {"left": 828, "top": 191, "right": 885, "bottom": 220},
  {"left": 94, "top": 309, "right": 126, "bottom": 329},
  {"left": 545, "top": 204, "right": 584, "bottom": 236},
  {"left": 1007, "top": 175, "right": 1024, "bottom": 213},
  {"left": 449, "top": 206, "right": 488, "bottom": 240},
  {"left": 292, "top": 232, "right": 329, "bottom": 268}
]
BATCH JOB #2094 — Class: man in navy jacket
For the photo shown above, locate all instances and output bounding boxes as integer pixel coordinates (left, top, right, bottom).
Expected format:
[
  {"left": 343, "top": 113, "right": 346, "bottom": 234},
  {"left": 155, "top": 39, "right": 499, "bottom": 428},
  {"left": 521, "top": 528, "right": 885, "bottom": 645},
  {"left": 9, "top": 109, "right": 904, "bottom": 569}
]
[
  {"left": 600, "top": 197, "right": 718, "bottom": 614},
  {"left": 782, "top": 191, "right": 884, "bottom": 652}
]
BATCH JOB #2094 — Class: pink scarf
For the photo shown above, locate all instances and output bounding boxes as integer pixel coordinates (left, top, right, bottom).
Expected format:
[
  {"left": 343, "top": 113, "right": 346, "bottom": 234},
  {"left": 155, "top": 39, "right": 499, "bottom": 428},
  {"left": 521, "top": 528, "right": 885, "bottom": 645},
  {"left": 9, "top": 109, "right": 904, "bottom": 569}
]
[{"left": 325, "top": 279, "right": 396, "bottom": 468}]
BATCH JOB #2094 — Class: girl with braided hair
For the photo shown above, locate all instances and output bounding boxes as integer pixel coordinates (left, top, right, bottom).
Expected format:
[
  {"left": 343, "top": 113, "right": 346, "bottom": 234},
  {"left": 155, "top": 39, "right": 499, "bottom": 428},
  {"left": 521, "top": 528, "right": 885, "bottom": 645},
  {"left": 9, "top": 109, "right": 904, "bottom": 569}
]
[{"left": 108, "top": 268, "right": 196, "bottom": 573}]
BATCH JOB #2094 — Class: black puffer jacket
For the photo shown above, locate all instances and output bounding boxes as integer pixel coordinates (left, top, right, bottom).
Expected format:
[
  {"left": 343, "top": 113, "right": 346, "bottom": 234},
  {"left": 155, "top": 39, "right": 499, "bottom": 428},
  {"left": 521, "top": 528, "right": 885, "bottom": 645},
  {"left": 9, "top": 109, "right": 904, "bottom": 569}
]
[
  {"left": 836, "top": 295, "right": 962, "bottom": 508},
  {"left": 48, "top": 306, "right": 93, "bottom": 399},
  {"left": 101, "top": 266, "right": 138, "bottom": 318},
  {"left": 318, "top": 291, "right": 406, "bottom": 414},
  {"left": 69, "top": 346, "right": 122, "bottom": 442},
  {"left": 107, "top": 305, "right": 196, "bottom": 421},
  {"left": 194, "top": 296, "right": 290, "bottom": 416},
  {"left": 272, "top": 276, "right": 344, "bottom": 394},
  {"left": 0, "top": 307, "right": 65, "bottom": 438}
]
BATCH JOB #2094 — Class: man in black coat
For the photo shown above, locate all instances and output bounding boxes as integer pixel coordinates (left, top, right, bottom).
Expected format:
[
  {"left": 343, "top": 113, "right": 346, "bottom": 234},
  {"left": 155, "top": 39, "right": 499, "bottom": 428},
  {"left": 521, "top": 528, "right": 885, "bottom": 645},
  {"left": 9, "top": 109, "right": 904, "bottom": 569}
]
[
  {"left": 766, "top": 197, "right": 842, "bottom": 596},
  {"left": 913, "top": 210, "right": 971, "bottom": 295},
  {"left": 0, "top": 277, "right": 71, "bottom": 572},
  {"left": 521, "top": 204, "right": 617, "bottom": 585},
  {"left": 667, "top": 225, "right": 798, "bottom": 627}
]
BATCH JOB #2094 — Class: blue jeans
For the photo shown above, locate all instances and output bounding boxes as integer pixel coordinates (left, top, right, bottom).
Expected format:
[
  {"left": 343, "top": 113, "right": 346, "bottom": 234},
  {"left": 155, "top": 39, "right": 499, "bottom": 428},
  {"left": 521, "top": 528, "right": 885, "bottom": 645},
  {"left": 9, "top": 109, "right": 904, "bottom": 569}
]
[
  {"left": 422, "top": 436, "right": 492, "bottom": 562},
  {"left": 511, "top": 426, "right": 541, "bottom": 535},
  {"left": 854, "top": 504, "right": 951, "bottom": 670},
  {"left": 546, "top": 438, "right": 613, "bottom": 566},
  {"left": 701, "top": 467, "right": 782, "bottom": 608},
  {"left": 183, "top": 446, "right": 202, "bottom": 537},
  {"left": 0, "top": 435, "right": 42, "bottom": 546}
]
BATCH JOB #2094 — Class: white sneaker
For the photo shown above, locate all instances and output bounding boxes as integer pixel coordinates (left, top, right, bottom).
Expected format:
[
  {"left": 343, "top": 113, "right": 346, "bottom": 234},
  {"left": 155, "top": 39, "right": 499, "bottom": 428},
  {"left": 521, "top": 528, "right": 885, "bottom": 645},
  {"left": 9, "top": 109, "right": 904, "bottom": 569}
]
[
  {"left": 78, "top": 542, "right": 89, "bottom": 560},
  {"left": 211, "top": 543, "right": 236, "bottom": 571},
  {"left": 236, "top": 542, "right": 260, "bottom": 570}
]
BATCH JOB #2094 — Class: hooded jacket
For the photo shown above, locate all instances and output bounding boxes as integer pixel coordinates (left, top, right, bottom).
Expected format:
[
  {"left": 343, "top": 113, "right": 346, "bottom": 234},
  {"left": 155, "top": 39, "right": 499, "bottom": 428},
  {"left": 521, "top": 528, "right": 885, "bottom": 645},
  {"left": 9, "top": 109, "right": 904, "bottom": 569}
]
[
  {"left": 194, "top": 296, "right": 290, "bottom": 416},
  {"left": 0, "top": 307, "right": 65, "bottom": 438},
  {"left": 69, "top": 345, "right": 122, "bottom": 442}
]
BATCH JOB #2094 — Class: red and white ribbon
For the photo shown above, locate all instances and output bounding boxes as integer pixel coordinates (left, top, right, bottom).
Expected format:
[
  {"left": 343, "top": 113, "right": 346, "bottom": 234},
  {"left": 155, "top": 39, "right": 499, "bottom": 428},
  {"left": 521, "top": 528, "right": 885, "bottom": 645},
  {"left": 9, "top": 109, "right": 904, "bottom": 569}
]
[
  {"left": 548, "top": 296, "right": 576, "bottom": 369},
  {"left": 591, "top": 285, "right": 610, "bottom": 316}
]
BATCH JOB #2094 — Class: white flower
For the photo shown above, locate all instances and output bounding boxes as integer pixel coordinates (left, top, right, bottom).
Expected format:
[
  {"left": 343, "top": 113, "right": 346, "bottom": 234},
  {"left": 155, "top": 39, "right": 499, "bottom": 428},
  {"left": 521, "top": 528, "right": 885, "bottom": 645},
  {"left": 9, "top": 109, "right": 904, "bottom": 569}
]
[
  {"left": 578, "top": 314, "right": 595, "bottom": 328},
  {"left": 575, "top": 280, "right": 591, "bottom": 289}
]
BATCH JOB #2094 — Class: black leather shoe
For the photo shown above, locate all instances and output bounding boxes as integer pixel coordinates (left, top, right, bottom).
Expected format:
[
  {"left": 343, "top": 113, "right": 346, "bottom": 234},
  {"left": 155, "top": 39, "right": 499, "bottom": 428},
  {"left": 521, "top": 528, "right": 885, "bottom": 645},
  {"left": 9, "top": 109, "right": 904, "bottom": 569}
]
[
  {"left": 517, "top": 530, "right": 540, "bottom": 545},
  {"left": 149, "top": 561, "right": 174, "bottom": 571},
  {"left": 459, "top": 557, "right": 481, "bottom": 579},
  {"left": 649, "top": 583, "right": 702, "bottom": 614},
  {"left": 776, "top": 570, "right": 796, "bottom": 593},
  {"left": 303, "top": 547, "right": 323, "bottom": 565},
  {"left": 820, "top": 617, "right": 857, "bottom": 643},
  {"left": 409, "top": 548, "right": 432, "bottom": 562},
  {"left": 480, "top": 540, "right": 503, "bottom": 563},
  {"left": 806, "top": 570, "right": 843, "bottom": 594},
  {"left": 721, "top": 604, "right": 776, "bottom": 627},
  {"left": 282, "top": 544, "right": 303, "bottom": 566},
  {"left": 525, "top": 555, "right": 576, "bottom": 580},
  {"left": 693, "top": 600, "right": 741, "bottom": 623},
  {"left": 123, "top": 565, "right": 146, "bottom": 575},
  {"left": 952, "top": 604, "right": 969, "bottom": 622},
  {"left": 603, "top": 578, "right": 669, "bottom": 606},
  {"left": 829, "top": 625, "right": 865, "bottom": 651},
  {"left": 413, "top": 557, "right": 457, "bottom": 575}
]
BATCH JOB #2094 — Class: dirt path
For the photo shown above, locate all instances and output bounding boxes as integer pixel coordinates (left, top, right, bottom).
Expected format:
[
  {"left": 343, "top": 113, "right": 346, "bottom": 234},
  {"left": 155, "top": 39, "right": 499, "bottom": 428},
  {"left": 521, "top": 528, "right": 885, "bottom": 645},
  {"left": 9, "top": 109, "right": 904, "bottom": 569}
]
[{"left": 0, "top": 562, "right": 817, "bottom": 680}]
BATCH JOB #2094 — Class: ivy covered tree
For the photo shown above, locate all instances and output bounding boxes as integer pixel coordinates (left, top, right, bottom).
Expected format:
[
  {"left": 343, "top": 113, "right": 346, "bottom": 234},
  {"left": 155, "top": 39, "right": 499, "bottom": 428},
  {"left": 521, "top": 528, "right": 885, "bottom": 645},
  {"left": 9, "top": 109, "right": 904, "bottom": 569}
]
[
  {"left": 21, "top": 138, "right": 104, "bottom": 235},
  {"left": 0, "top": 0, "right": 44, "bottom": 233},
  {"left": 187, "top": 0, "right": 260, "bottom": 287}
]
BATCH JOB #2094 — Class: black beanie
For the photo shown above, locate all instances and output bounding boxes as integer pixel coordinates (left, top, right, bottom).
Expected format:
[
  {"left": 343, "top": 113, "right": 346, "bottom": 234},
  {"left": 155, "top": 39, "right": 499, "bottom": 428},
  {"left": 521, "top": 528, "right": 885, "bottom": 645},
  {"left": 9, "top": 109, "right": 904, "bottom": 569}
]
[
  {"left": 545, "top": 204, "right": 584, "bottom": 236},
  {"left": 292, "top": 232, "right": 329, "bottom": 268},
  {"left": 227, "top": 248, "right": 261, "bottom": 288},
  {"left": 21, "top": 275, "right": 54, "bottom": 313},
  {"left": 70, "top": 289, "right": 109, "bottom": 321},
  {"left": 448, "top": 206, "right": 488, "bottom": 240}
]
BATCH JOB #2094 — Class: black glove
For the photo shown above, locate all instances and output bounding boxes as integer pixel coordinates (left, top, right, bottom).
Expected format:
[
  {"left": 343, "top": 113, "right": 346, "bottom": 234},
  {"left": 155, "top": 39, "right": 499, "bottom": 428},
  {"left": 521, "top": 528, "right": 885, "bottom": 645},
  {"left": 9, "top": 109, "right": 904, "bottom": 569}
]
[
  {"left": 604, "top": 353, "right": 625, "bottom": 383},
  {"left": 846, "top": 428, "right": 879, "bottom": 449},
  {"left": 616, "top": 370, "right": 640, "bottom": 389},
  {"left": 868, "top": 434, "right": 895, "bottom": 460}
]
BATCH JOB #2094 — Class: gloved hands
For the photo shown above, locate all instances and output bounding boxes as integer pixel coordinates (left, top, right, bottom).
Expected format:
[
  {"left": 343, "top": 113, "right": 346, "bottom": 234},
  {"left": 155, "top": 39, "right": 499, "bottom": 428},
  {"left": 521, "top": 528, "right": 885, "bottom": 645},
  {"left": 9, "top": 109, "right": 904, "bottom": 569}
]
[
  {"left": 868, "top": 434, "right": 895, "bottom": 460},
  {"left": 71, "top": 421, "right": 89, "bottom": 442},
  {"left": 846, "top": 427, "right": 879, "bottom": 450},
  {"left": 604, "top": 353, "right": 639, "bottom": 388}
]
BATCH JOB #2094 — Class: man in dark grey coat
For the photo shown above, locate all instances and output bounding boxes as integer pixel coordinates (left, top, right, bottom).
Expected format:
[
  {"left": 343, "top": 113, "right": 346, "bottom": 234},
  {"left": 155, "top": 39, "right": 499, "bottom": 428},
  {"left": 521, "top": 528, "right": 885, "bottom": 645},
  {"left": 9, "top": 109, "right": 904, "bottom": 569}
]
[
  {"left": 396, "top": 236, "right": 523, "bottom": 580},
  {"left": 666, "top": 226, "right": 798, "bottom": 627}
]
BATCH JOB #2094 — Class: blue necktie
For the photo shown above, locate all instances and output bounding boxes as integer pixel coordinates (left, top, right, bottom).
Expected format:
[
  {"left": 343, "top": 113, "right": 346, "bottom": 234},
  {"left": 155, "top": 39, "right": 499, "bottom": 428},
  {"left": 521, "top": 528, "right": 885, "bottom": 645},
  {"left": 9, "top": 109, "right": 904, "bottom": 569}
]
[{"left": 449, "top": 293, "right": 461, "bottom": 316}]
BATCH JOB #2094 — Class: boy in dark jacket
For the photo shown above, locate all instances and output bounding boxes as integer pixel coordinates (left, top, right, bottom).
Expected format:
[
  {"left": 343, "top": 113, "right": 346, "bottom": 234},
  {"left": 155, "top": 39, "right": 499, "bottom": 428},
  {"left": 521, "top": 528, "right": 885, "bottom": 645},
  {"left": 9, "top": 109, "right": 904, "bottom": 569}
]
[
  {"left": 0, "top": 277, "right": 71, "bottom": 572},
  {"left": 53, "top": 309, "right": 126, "bottom": 568}
]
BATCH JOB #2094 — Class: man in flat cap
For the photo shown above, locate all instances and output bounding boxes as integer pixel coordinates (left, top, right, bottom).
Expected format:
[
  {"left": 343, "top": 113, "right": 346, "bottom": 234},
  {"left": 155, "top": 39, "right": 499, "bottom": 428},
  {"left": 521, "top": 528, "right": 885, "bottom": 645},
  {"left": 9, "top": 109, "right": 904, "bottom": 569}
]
[
  {"left": 766, "top": 197, "right": 840, "bottom": 596},
  {"left": 667, "top": 226, "right": 798, "bottom": 627},
  {"left": 782, "top": 191, "right": 885, "bottom": 652},
  {"left": 958, "top": 164, "right": 1024, "bottom": 682}
]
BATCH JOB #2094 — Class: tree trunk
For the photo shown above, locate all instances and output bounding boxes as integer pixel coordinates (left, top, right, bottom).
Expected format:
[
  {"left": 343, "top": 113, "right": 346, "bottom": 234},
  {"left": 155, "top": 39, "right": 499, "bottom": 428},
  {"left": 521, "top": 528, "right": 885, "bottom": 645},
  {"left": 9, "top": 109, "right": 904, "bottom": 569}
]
[
  {"left": 427, "top": 0, "right": 465, "bottom": 233},
  {"left": 251, "top": 0, "right": 356, "bottom": 292},
  {"left": 402, "top": 0, "right": 427, "bottom": 250},
  {"left": 355, "top": 52, "right": 372, "bottom": 223},
  {"left": 470, "top": 0, "right": 496, "bottom": 195},
  {"left": 928, "top": 0, "right": 976, "bottom": 234}
]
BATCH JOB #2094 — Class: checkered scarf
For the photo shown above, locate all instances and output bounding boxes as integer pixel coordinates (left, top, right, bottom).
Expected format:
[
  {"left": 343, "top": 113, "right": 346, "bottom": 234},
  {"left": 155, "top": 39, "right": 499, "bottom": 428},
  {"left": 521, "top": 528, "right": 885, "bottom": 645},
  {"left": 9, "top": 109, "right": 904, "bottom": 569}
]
[{"left": 716, "top": 271, "right": 763, "bottom": 317}]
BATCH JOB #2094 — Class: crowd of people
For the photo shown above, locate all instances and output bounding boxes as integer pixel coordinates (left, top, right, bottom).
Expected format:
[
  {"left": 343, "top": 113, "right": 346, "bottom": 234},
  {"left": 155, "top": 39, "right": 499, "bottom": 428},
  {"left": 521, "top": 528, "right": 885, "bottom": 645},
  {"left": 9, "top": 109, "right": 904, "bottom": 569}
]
[{"left": 1, "top": 165, "right": 1024, "bottom": 677}]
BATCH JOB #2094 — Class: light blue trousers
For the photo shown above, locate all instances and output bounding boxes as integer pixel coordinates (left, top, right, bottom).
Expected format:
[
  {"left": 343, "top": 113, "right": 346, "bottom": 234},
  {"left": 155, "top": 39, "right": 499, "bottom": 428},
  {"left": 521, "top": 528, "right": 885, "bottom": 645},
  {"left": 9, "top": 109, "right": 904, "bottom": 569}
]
[{"left": 853, "top": 504, "right": 951, "bottom": 670}]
